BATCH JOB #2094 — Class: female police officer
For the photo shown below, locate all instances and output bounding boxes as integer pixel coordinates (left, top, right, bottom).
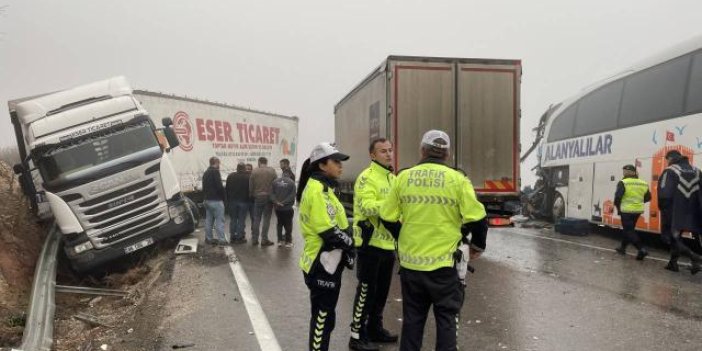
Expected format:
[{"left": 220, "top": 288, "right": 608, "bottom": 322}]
[{"left": 298, "top": 142, "right": 355, "bottom": 351}]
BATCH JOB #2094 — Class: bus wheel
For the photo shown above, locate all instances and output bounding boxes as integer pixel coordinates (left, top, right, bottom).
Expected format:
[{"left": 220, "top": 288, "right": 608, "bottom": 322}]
[{"left": 551, "top": 194, "right": 565, "bottom": 222}]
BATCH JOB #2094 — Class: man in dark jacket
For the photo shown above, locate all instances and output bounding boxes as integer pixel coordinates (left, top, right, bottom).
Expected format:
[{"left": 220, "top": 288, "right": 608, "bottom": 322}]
[
  {"left": 226, "top": 163, "right": 250, "bottom": 244},
  {"left": 270, "top": 171, "right": 297, "bottom": 247},
  {"left": 613, "top": 164, "right": 651, "bottom": 260},
  {"left": 280, "top": 158, "right": 296, "bottom": 182},
  {"left": 202, "top": 157, "right": 227, "bottom": 245},
  {"left": 658, "top": 150, "right": 702, "bottom": 274}
]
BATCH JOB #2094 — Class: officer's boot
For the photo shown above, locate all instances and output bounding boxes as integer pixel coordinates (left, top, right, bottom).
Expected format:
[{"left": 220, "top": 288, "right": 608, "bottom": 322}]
[
  {"left": 635, "top": 247, "right": 648, "bottom": 261},
  {"left": 690, "top": 254, "right": 702, "bottom": 275},
  {"left": 348, "top": 338, "right": 379, "bottom": 351},
  {"left": 665, "top": 255, "right": 680, "bottom": 272},
  {"left": 367, "top": 319, "right": 398, "bottom": 343}
]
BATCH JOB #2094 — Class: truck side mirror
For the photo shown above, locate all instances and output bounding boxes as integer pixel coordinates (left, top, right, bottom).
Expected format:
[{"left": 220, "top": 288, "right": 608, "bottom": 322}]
[
  {"left": 13, "top": 163, "right": 25, "bottom": 175},
  {"left": 13, "top": 163, "right": 34, "bottom": 197},
  {"left": 163, "top": 127, "right": 180, "bottom": 149},
  {"left": 162, "top": 117, "right": 174, "bottom": 127}
]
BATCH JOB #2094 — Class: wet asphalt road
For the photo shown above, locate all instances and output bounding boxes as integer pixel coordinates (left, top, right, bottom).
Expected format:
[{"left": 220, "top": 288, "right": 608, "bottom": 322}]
[{"left": 162, "top": 218, "right": 702, "bottom": 351}]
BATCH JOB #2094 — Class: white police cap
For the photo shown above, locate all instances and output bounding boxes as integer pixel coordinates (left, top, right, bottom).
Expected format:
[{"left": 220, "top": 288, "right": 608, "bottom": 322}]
[
  {"left": 421, "top": 130, "right": 450, "bottom": 149},
  {"left": 309, "top": 142, "right": 350, "bottom": 163}
]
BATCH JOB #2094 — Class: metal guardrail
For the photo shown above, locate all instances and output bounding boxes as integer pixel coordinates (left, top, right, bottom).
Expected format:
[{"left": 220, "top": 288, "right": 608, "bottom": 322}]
[
  {"left": 55, "top": 285, "right": 128, "bottom": 297},
  {"left": 13, "top": 224, "right": 60, "bottom": 351}
]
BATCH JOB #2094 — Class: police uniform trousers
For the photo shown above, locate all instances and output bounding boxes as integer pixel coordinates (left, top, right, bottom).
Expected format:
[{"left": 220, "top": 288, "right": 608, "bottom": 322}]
[
  {"left": 304, "top": 264, "right": 344, "bottom": 351},
  {"left": 661, "top": 210, "right": 702, "bottom": 263},
  {"left": 399, "top": 267, "right": 464, "bottom": 351},
  {"left": 350, "top": 246, "right": 395, "bottom": 339},
  {"left": 620, "top": 213, "right": 644, "bottom": 251}
]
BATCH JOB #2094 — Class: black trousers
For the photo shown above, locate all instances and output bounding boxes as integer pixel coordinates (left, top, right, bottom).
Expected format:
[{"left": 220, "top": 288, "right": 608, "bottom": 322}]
[
  {"left": 275, "top": 208, "right": 294, "bottom": 243},
  {"left": 399, "top": 267, "right": 464, "bottom": 351},
  {"left": 349, "top": 247, "right": 395, "bottom": 339},
  {"left": 661, "top": 210, "right": 701, "bottom": 263},
  {"left": 620, "top": 213, "right": 643, "bottom": 251},
  {"left": 304, "top": 265, "right": 344, "bottom": 351}
]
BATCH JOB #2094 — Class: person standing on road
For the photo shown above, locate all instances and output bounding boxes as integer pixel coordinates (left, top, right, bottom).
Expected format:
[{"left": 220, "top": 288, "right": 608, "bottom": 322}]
[
  {"left": 280, "top": 158, "right": 296, "bottom": 181},
  {"left": 658, "top": 150, "right": 702, "bottom": 274},
  {"left": 614, "top": 164, "right": 651, "bottom": 260},
  {"left": 226, "top": 163, "right": 250, "bottom": 244},
  {"left": 202, "top": 157, "right": 227, "bottom": 245},
  {"left": 246, "top": 163, "right": 255, "bottom": 225},
  {"left": 347, "top": 139, "right": 397, "bottom": 351},
  {"left": 380, "top": 130, "right": 488, "bottom": 351},
  {"left": 298, "top": 142, "right": 355, "bottom": 351},
  {"left": 271, "top": 170, "right": 297, "bottom": 247},
  {"left": 250, "top": 157, "right": 277, "bottom": 247}
]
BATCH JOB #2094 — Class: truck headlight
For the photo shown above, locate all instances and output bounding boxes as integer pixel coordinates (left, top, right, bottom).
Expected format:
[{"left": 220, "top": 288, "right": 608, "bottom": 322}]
[
  {"left": 74, "top": 241, "right": 94, "bottom": 254},
  {"left": 169, "top": 204, "right": 186, "bottom": 218}
]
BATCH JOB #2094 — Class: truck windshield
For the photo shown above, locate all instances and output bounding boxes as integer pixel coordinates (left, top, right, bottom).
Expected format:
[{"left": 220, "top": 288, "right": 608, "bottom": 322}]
[{"left": 37, "top": 121, "right": 160, "bottom": 185}]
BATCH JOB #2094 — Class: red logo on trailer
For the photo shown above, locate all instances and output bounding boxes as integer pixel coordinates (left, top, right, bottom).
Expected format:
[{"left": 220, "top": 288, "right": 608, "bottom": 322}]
[{"left": 173, "top": 111, "right": 194, "bottom": 151}]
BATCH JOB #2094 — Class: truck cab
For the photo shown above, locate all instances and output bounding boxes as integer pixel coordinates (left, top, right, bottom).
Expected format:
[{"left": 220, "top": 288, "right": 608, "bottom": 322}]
[{"left": 11, "top": 77, "right": 195, "bottom": 271}]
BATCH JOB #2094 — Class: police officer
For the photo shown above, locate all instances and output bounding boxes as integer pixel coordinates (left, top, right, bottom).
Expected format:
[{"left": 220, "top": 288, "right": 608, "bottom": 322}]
[
  {"left": 613, "top": 164, "right": 651, "bottom": 260},
  {"left": 348, "top": 139, "right": 397, "bottom": 351},
  {"left": 298, "top": 142, "right": 355, "bottom": 351},
  {"left": 380, "top": 130, "right": 488, "bottom": 351},
  {"left": 658, "top": 150, "right": 702, "bottom": 274}
]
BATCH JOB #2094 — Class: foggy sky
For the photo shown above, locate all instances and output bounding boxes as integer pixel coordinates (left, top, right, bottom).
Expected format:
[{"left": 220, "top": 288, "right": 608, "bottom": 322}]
[{"left": 1, "top": 0, "right": 701, "bottom": 186}]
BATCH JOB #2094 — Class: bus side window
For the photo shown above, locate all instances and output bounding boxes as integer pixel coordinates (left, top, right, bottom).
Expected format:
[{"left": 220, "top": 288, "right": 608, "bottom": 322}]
[{"left": 686, "top": 51, "right": 702, "bottom": 113}]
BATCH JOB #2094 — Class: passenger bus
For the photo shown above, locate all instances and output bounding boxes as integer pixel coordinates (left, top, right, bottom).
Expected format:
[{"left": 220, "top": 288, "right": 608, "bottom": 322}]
[{"left": 534, "top": 35, "right": 702, "bottom": 237}]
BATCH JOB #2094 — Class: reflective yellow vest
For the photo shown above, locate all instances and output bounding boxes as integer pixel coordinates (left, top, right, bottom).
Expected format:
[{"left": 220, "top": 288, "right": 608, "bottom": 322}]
[
  {"left": 298, "top": 177, "right": 349, "bottom": 274},
  {"left": 380, "top": 162, "right": 486, "bottom": 271},
  {"left": 353, "top": 162, "right": 396, "bottom": 250},
  {"left": 621, "top": 178, "right": 648, "bottom": 214}
]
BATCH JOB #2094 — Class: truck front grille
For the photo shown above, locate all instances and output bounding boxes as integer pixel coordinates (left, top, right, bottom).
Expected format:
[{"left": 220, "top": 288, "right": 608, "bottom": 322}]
[
  {"left": 69, "top": 171, "right": 169, "bottom": 248},
  {"left": 97, "top": 212, "right": 164, "bottom": 244}
]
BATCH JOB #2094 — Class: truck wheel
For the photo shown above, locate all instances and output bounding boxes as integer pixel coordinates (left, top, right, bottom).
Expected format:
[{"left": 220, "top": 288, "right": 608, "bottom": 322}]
[
  {"left": 186, "top": 197, "right": 201, "bottom": 227},
  {"left": 551, "top": 193, "right": 565, "bottom": 222}
]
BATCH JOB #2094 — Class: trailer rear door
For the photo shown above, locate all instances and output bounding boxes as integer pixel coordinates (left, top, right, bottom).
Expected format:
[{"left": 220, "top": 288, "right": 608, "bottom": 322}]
[
  {"left": 456, "top": 63, "right": 520, "bottom": 195},
  {"left": 389, "top": 60, "right": 456, "bottom": 171}
]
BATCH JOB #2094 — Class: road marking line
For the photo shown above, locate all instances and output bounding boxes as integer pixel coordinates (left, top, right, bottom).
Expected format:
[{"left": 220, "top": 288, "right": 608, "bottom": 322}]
[
  {"left": 505, "top": 229, "right": 691, "bottom": 266},
  {"left": 224, "top": 246, "right": 282, "bottom": 351}
]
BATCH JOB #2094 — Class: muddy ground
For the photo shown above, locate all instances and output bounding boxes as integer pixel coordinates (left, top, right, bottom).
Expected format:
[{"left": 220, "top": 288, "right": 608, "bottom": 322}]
[
  {"left": 53, "top": 243, "right": 177, "bottom": 351},
  {"left": 0, "top": 161, "right": 46, "bottom": 346},
  {"left": 0, "top": 159, "right": 179, "bottom": 351}
]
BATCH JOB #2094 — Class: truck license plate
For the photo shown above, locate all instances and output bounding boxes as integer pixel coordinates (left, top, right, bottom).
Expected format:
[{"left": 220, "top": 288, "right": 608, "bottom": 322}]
[{"left": 125, "top": 238, "right": 154, "bottom": 254}]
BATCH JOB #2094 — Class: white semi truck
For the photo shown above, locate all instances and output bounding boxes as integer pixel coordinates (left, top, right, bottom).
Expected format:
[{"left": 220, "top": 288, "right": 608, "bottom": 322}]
[
  {"left": 9, "top": 77, "right": 196, "bottom": 271},
  {"left": 335, "top": 56, "right": 522, "bottom": 223}
]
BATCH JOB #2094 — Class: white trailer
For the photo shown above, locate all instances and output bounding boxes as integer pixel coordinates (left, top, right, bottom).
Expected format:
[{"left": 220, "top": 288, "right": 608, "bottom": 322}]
[
  {"left": 335, "top": 56, "right": 522, "bottom": 222},
  {"left": 133, "top": 91, "right": 299, "bottom": 202}
]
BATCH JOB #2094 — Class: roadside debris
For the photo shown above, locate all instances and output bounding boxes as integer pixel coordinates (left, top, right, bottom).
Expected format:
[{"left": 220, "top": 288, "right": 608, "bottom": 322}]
[
  {"left": 175, "top": 238, "right": 199, "bottom": 255},
  {"left": 74, "top": 313, "right": 113, "bottom": 329}
]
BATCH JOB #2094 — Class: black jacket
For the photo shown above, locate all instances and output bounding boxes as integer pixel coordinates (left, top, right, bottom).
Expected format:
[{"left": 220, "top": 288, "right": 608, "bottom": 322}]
[
  {"left": 657, "top": 159, "right": 702, "bottom": 233},
  {"left": 202, "top": 166, "right": 225, "bottom": 201},
  {"left": 226, "top": 171, "right": 250, "bottom": 202}
]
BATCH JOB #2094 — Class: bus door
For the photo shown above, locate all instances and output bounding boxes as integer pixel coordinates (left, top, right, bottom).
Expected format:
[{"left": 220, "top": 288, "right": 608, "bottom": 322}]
[
  {"left": 592, "top": 161, "right": 622, "bottom": 227},
  {"left": 632, "top": 156, "right": 656, "bottom": 232},
  {"left": 567, "top": 163, "right": 594, "bottom": 220}
]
